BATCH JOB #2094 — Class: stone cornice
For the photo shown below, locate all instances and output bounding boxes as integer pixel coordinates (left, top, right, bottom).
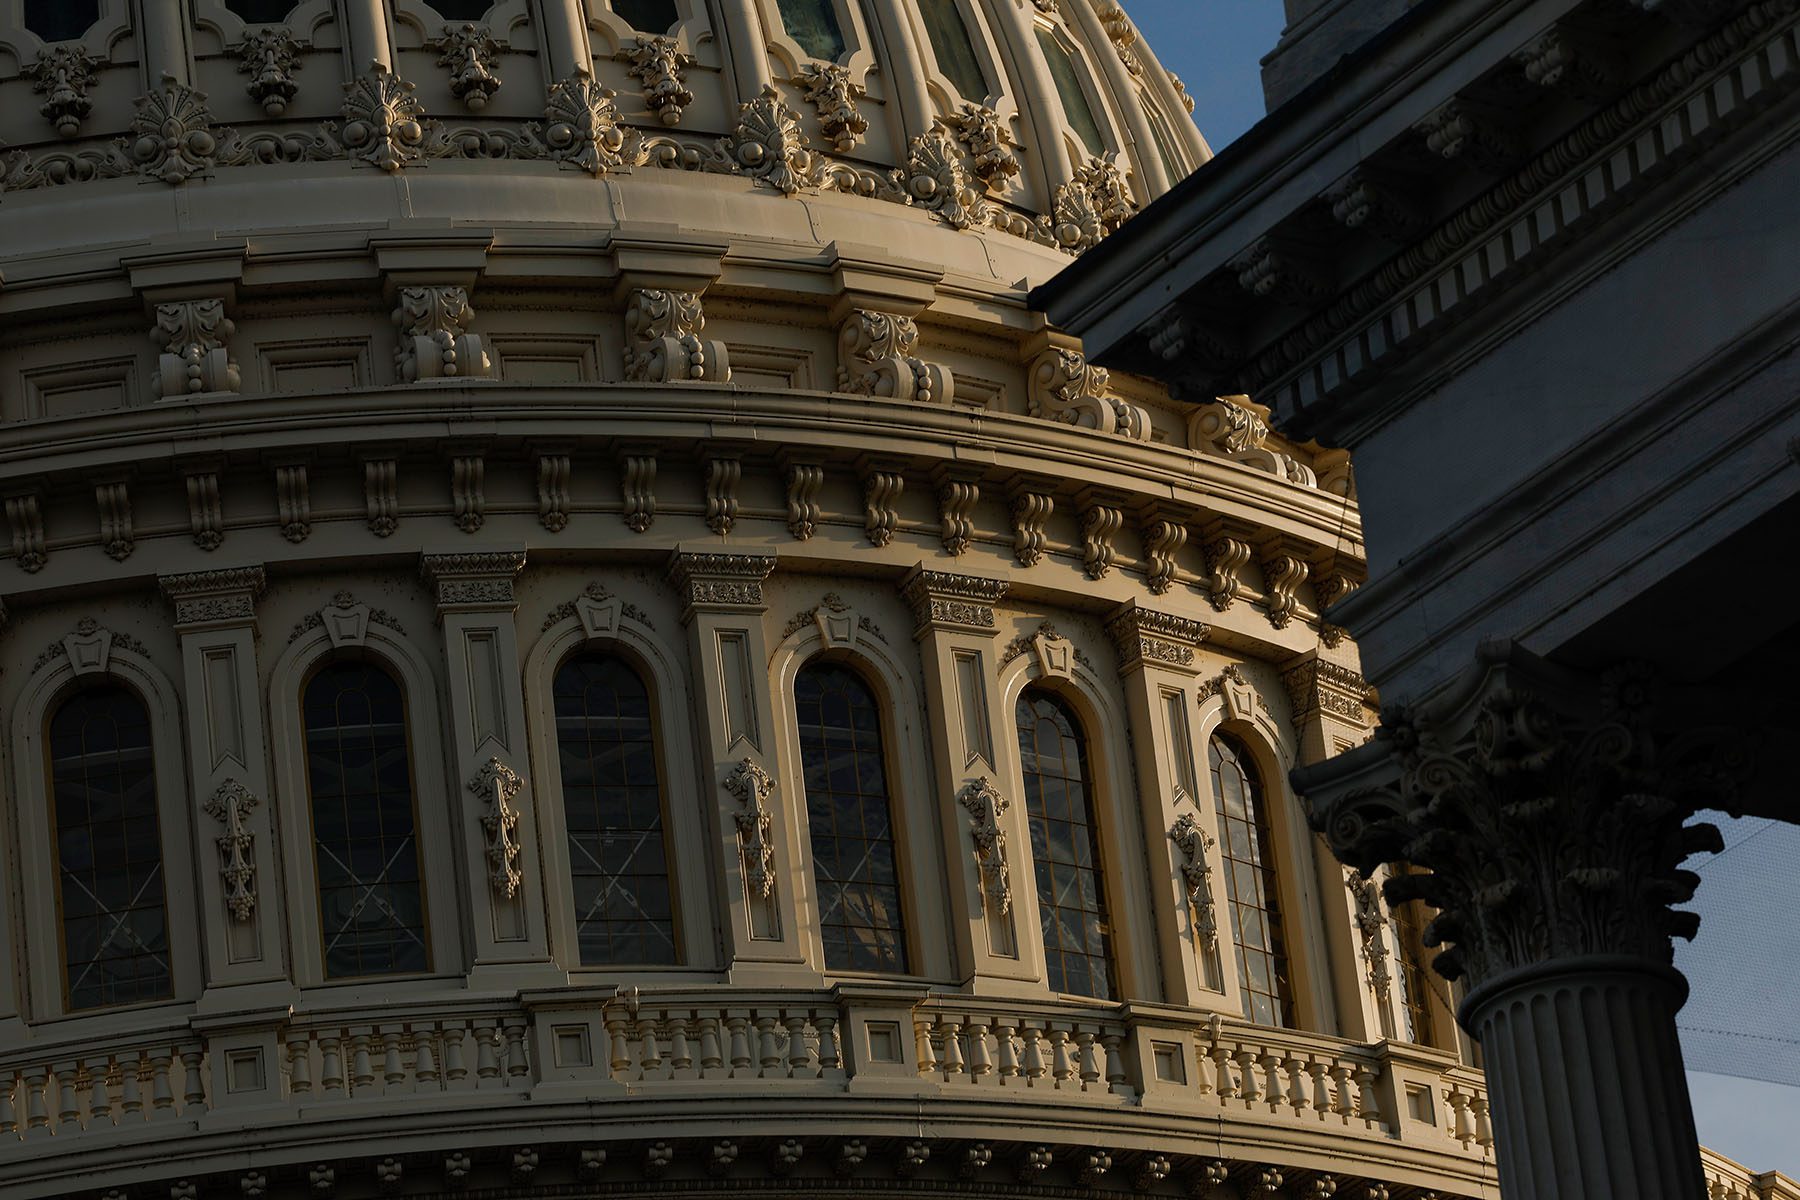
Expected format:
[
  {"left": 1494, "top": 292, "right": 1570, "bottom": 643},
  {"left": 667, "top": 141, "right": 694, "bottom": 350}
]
[
  {"left": 667, "top": 551, "right": 778, "bottom": 620},
  {"left": 1104, "top": 602, "right": 1210, "bottom": 673},
  {"left": 420, "top": 549, "right": 527, "bottom": 612},
  {"left": 899, "top": 566, "right": 1009, "bottom": 637}
]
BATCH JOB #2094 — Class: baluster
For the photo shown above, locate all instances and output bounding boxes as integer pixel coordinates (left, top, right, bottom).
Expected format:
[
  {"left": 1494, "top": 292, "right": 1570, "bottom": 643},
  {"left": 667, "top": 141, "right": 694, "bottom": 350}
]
[
  {"left": 1213, "top": 1043, "right": 1238, "bottom": 1100},
  {"left": 381, "top": 1029, "right": 406, "bottom": 1089},
  {"left": 22, "top": 1067, "right": 51, "bottom": 1135},
  {"left": 119, "top": 1052, "right": 144, "bottom": 1123},
  {"left": 443, "top": 1024, "right": 469, "bottom": 1087},
  {"left": 148, "top": 1051, "right": 176, "bottom": 1118},
  {"left": 1330, "top": 1062, "right": 1355, "bottom": 1118},
  {"left": 318, "top": 1036, "right": 345, "bottom": 1096},
  {"left": 53, "top": 1061, "right": 82, "bottom": 1133},
  {"left": 1286, "top": 1054, "right": 1310, "bottom": 1117},
  {"left": 1021, "top": 1026, "right": 1047, "bottom": 1085},
  {"left": 286, "top": 1034, "right": 313, "bottom": 1096},
  {"left": 915, "top": 1018, "right": 939, "bottom": 1077},
  {"left": 698, "top": 1016, "right": 724, "bottom": 1072},
  {"left": 180, "top": 1048, "right": 208, "bottom": 1116},
  {"left": 639, "top": 1018, "right": 664, "bottom": 1076},
  {"left": 941, "top": 1021, "right": 966, "bottom": 1078},
  {"left": 1101, "top": 1031, "right": 1129, "bottom": 1095},
  {"left": 0, "top": 1072, "right": 17, "bottom": 1139},
  {"left": 994, "top": 1023, "right": 1019, "bottom": 1082},
  {"left": 1260, "top": 1050, "right": 1284, "bottom": 1112},
  {"left": 475, "top": 1023, "right": 503, "bottom": 1086},
  {"left": 816, "top": 1014, "right": 842, "bottom": 1073},
  {"left": 414, "top": 1028, "right": 440, "bottom": 1092},
  {"left": 755, "top": 1016, "right": 782, "bottom": 1076},
  {"left": 85, "top": 1055, "right": 115, "bottom": 1128},
  {"left": 1049, "top": 1029, "right": 1075, "bottom": 1088},
  {"left": 1075, "top": 1031, "right": 1101, "bottom": 1090},
  {"left": 1447, "top": 1085, "right": 1474, "bottom": 1145},
  {"left": 1308, "top": 1057, "right": 1332, "bottom": 1120},
  {"left": 1354, "top": 1064, "right": 1382, "bottom": 1128},
  {"left": 667, "top": 1016, "right": 693, "bottom": 1074},
  {"left": 784, "top": 1013, "right": 812, "bottom": 1078},
  {"left": 350, "top": 1033, "right": 375, "bottom": 1093},
  {"left": 965, "top": 1021, "right": 993, "bottom": 1080},
  {"left": 727, "top": 1016, "right": 752, "bottom": 1076},
  {"left": 1473, "top": 1092, "right": 1494, "bottom": 1149},
  {"left": 1235, "top": 1048, "right": 1260, "bottom": 1105},
  {"left": 503, "top": 1022, "right": 529, "bottom": 1082},
  {"left": 604, "top": 1011, "right": 632, "bottom": 1077}
]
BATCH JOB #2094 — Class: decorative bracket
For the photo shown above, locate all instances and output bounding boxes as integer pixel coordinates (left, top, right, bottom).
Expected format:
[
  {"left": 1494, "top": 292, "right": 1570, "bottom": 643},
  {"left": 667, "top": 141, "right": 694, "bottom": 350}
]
[
  {"left": 621, "top": 36, "right": 695, "bottom": 127},
  {"left": 1170, "top": 813, "right": 1218, "bottom": 951},
  {"left": 470, "top": 757, "right": 525, "bottom": 899},
  {"left": 393, "top": 285, "right": 492, "bottom": 382},
  {"left": 624, "top": 289, "right": 729, "bottom": 383},
  {"left": 1028, "top": 345, "right": 1147, "bottom": 440},
  {"left": 837, "top": 310, "right": 952, "bottom": 404},
  {"left": 957, "top": 776, "right": 1013, "bottom": 916},
  {"left": 724, "top": 759, "right": 777, "bottom": 899},
  {"left": 204, "top": 780, "right": 261, "bottom": 921},
  {"left": 151, "top": 298, "right": 241, "bottom": 398}
]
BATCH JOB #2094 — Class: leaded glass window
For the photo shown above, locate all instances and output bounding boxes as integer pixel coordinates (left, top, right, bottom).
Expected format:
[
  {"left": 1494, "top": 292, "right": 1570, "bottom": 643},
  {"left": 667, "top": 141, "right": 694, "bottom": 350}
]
[
  {"left": 1210, "top": 732, "right": 1294, "bottom": 1027},
  {"left": 611, "top": 0, "right": 679, "bottom": 33},
  {"left": 1035, "top": 27, "right": 1105, "bottom": 156},
  {"left": 226, "top": 1, "right": 299, "bottom": 20},
  {"left": 920, "top": 0, "right": 990, "bottom": 102},
  {"left": 1391, "top": 873, "right": 1438, "bottom": 1046},
  {"left": 25, "top": 0, "right": 99, "bottom": 42},
  {"left": 555, "top": 652, "right": 677, "bottom": 966},
  {"left": 50, "top": 686, "right": 172, "bottom": 1012},
  {"left": 796, "top": 663, "right": 907, "bottom": 973},
  {"left": 1017, "top": 689, "right": 1114, "bottom": 1000},
  {"left": 305, "top": 661, "right": 429, "bottom": 979},
  {"left": 775, "top": 0, "right": 846, "bottom": 61}
]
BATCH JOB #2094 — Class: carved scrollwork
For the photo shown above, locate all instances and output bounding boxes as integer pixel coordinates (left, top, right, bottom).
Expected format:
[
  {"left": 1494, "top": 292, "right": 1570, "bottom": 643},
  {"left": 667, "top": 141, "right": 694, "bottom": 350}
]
[
  {"left": 1140, "top": 517, "right": 1187, "bottom": 595},
  {"left": 862, "top": 467, "right": 904, "bottom": 548},
  {"left": 470, "top": 758, "right": 526, "bottom": 899},
  {"left": 1050, "top": 158, "right": 1135, "bottom": 253},
  {"left": 237, "top": 27, "right": 303, "bottom": 117},
  {"left": 151, "top": 299, "right": 241, "bottom": 397},
  {"left": 721, "top": 86, "right": 823, "bottom": 196},
  {"left": 187, "top": 470, "right": 224, "bottom": 551},
  {"left": 537, "top": 453, "right": 570, "bottom": 533},
  {"left": 724, "top": 759, "right": 778, "bottom": 899},
  {"left": 620, "top": 452, "right": 656, "bottom": 533},
  {"left": 957, "top": 777, "right": 1013, "bottom": 915},
  {"left": 1169, "top": 813, "right": 1217, "bottom": 950},
  {"left": 1201, "top": 534, "right": 1252, "bottom": 612},
  {"left": 276, "top": 463, "right": 311, "bottom": 543},
  {"left": 621, "top": 36, "right": 696, "bottom": 126},
  {"left": 901, "top": 126, "right": 985, "bottom": 231},
  {"left": 129, "top": 84, "right": 219, "bottom": 185},
  {"left": 430, "top": 23, "right": 502, "bottom": 111},
  {"left": 943, "top": 104, "right": 1019, "bottom": 192},
  {"left": 1346, "top": 870, "right": 1393, "bottom": 1002},
  {"left": 837, "top": 310, "right": 953, "bottom": 404},
  {"left": 704, "top": 456, "right": 740, "bottom": 535},
  {"left": 28, "top": 45, "right": 98, "bottom": 138},
  {"left": 393, "top": 285, "right": 492, "bottom": 382},
  {"left": 96, "top": 481, "right": 134, "bottom": 562},
  {"left": 624, "top": 289, "right": 730, "bottom": 383},
  {"left": 541, "top": 76, "right": 641, "bottom": 176},
  {"left": 1260, "top": 553, "right": 1311, "bottom": 630},
  {"left": 1095, "top": 3, "right": 1142, "bottom": 74},
  {"left": 364, "top": 459, "right": 399, "bottom": 537},
  {"left": 1009, "top": 490, "right": 1053, "bottom": 567},
  {"left": 1079, "top": 501, "right": 1122, "bottom": 581},
  {"left": 937, "top": 477, "right": 979, "bottom": 557},
  {"left": 204, "top": 780, "right": 261, "bottom": 921},
  {"left": 338, "top": 68, "right": 431, "bottom": 172},
  {"left": 1189, "top": 396, "right": 1317, "bottom": 486},
  {"left": 785, "top": 462, "right": 823, "bottom": 541},
  {"left": 796, "top": 62, "right": 867, "bottom": 154},
  {"left": 1028, "top": 347, "right": 1149, "bottom": 440}
]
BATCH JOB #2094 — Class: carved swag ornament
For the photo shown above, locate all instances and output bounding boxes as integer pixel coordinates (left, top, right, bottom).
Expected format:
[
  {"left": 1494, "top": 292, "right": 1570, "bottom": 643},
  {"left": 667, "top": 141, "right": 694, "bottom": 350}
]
[{"left": 1297, "top": 643, "right": 1746, "bottom": 993}]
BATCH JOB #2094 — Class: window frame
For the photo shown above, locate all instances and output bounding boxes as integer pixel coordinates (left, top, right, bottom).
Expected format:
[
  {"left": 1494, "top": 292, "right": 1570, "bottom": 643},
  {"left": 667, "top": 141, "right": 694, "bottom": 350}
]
[
  {"left": 1030, "top": 18, "right": 1115, "bottom": 162},
  {"left": 1208, "top": 727, "right": 1297, "bottom": 1029}
]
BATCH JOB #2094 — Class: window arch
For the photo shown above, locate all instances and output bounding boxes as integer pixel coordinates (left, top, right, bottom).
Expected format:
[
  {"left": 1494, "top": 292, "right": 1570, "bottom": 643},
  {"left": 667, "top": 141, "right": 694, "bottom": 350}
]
[
  {"left": 794, "top": 662, "right": 906, "bottom": 973},
  {"left": 1017, "top": 688, "right": 1114, "bottom": 1000},
  {"left": 48, "top": 685, "right": 172, "bottom": 1012},
  {"left": 303, "top": 660, "right": 429, "bottom": 979},
  {"left": 1035, "top": 27, "right": 1106, "bottom": 157},
  {"left": 610, "top": 0, "right": 678, "bottom": 33},
  {"left": 554, "top": 650, "right": 677, "bottom": 966},
  {"left": 1210, "top": 731, "right": 1294, "bottom": 1027},
  {"left": 773, "top": 0, "right": 846, "bottom": 61},
  {"left": 919, "top": 0, "right": 990, "bottom": 102},
  {"left": 25, "top": 0, "right": 99, "bottom": 42}
]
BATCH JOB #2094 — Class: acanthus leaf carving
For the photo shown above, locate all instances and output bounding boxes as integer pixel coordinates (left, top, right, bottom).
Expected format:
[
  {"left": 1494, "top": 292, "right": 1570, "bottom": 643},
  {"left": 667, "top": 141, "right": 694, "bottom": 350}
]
[
  {"left": 430, "top": 22, "right": 502, "bottom": 111},
  {"left": 1140, "top": 517, "right": 1187, "bottom": 595},
  {"left": 1096, "top": 3, "right": 1142, "bottom": 75},
  {"left": 186, "top": 470, "right": 225, "bottom": 551},
  {"left": 624, "top": 289, "right": 729, "bottom": 383},
  {"left": 540, "top": 76, "right": 642, "bottom": 176},
  {"left": 723, "top": 759, "right": 777, "bottom": 899},
  {"left": 620, "top": 452, "right": 656, "bottom": 533},
  {"left": 943, "top": 104, "right": 1019, "bottom": 192},
  {"left": 1260, "top": 553, "right": 1311, "bottom": 630},
  {"left": 469, "top": 757, "right": 525, "bottom": 899},
  {"left": 1346, "top": 869, "right": 1393, "bottom": 1003},
  {"left": 151, "top": 298, "right": 241, "bottom": 398},
  {"left": 1169, "top": 72, "right": 1196, "bottom": 114},
  {"left": 900, "top": 568, "right": 1007, "bottom": 635},
  {"left": 901, "top": 126, "right": 986, "bottom": 231},
  {"left": 1104, "top": 604, "right": 1207, "bottom": 671},
  {"left": 28, "top": 45, "right": 98, "bottom": 138},
  {"left": 393, "top": 285, "right": 492, "bottom": 382},
  {"left": 364, "top": 459, "right": 399, "bottom": 537},
  {"left": 1050, "top": 158, "right": 1135, "bottom": 253},
  {"left": 957, "top": 776, "right": 1013, "bottom": 916},
  {"left": 936, "top": 477, "right": 979, "bottom": 557},
  {"left": 796, "top": 62, "right": 868, "bottom": 154},
  {"left": 621, "top": 36, "right": 695, "bottom": 127},
  {"left": 337, "top": 68, "right": 432, "bottom": 172},
  {"left": 1028, "top": 347, "right": 1148, "bottom": 440},
  {"left": 721, "top": 86, "right": 822, "bottom": 196},
  {"left": 837, "top": 310, "right": 952, "bottom": 405},
  {"left": 1170, "top": 812, "right": 1218, "bottom": 950},
  {"left": 1201, "top": 533, "right": 1252, "bottom": 612},
  {"left": 451, "top": 454, "right": 486, "bottom": 534},
  {"left": 1190, "top": 395, "right": 1318, "bottom": 486},
  {"left": 1413, "top": 99, "right": 1521, "bottom": 171},
  {"left": 203, "top": 780, "right": 261, "bottom": 922},
  {"left": 127, "top": 83, "right": 219, "bottom": 185},
  {"left": 1078, "top": 501, "right": 1122, "bottom": 581},
  {"left": 237, "top": 27, "right": 303, "bottom": 117},
  {"left": 275, "top": 463, "right": 311, "bottom": 543}
]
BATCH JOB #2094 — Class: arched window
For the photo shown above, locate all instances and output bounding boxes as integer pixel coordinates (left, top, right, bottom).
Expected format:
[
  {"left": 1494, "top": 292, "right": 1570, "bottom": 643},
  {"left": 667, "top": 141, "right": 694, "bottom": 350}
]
[
  {"left": 226, "top": 0, "right": 298, "bottom": 21},
  {"left": 554, "top": 652, "right": 676, "bottom": 965},
  {"left": 25, "top": 0, "right": 99, "bottom": 42},
  {"left": 1035, "top": 27, "right": 1106, "bottom": 156},
  {"left": 794, "top": 663, "right": 907, "bottom": 973},
  {"left": 1210, "top": 732, "right": 1294, "bottom": 1027},
  {"left": 304, "top": 661, "right": 428, "bottom": 979},
  {"left": 1017, "top": 689, "right": 1114, "bottom": 999},
  {"left": 611, "top": 0, "right": 679, "bottom": 33},
  {"left": 919, "top": 0, "right": 989, "bottom": 102},
  {"left": 49, "top": 686, "right": 172, "bottom": 1012},
  {"left": 774, "top": 0, "right": 846, "bottom": 61}
]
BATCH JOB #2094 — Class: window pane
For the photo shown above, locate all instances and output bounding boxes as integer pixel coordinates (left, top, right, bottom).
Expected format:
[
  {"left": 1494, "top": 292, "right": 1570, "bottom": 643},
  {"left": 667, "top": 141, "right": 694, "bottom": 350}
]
[
  {"left": 796, "top": 664, "right": 907, "bottom": 974},
  {"left": 25, "top": 0, "right": 99, "bottom": 42},
  {"left": 555, "top": 652, "right": 677, "bottom": 966},
  {"left": 775, "top": 0, "right": 847, "bottom": 61},
  {"left": 51, "top": 687, "right": 173, "bottom": 1011},
  {"left": 1391, "top": 869, "right": 1439, "bottom": 1046},
  {"left": 305, "top": 662, "right": 429, "bottom": 979},
  {"left": 919, "top": 0, "right": 990, "bottom": 102},
  {"left": 1210, "top": 733, "right": 1295, "bottom": 1028},
  {"left": 1017, "top": 689, "right": 1114, "bottom": 1000},
  {"left": 226, "top": 1, "right": 298, "bottom": 20},
  {"left": 1035, "top": 28, "right": 1106, "bottom": 157},
  {"left": 611, "top": 0, "right": 679, "bottom": 33}
]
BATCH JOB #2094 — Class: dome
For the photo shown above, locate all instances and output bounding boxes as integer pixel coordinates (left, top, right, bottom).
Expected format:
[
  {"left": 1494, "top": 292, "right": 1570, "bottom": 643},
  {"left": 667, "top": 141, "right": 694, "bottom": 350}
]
[{"left": 0, "top": 6, "right": 1496, "bottom": 1200}]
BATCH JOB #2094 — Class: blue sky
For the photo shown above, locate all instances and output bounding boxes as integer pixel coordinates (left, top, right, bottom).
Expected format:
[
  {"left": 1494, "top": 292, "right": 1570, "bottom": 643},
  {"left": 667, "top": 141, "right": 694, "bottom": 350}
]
[{"left": 1128, "top": 0, "right": 1286, "bottom": 149}]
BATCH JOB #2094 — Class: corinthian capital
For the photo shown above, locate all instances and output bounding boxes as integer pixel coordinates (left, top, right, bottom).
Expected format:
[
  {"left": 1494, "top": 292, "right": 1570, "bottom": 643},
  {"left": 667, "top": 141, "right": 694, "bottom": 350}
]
[{"left": 1293, "top": 643, "right": 1753, "bottom": 992}]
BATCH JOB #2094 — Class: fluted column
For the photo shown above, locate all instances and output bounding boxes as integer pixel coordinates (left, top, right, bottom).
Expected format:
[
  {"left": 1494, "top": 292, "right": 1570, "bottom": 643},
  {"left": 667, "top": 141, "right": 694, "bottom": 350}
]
[
  {"left": 863, "top": 0, "right": 936, "bottom": 141},
  {"left": 134, "top": 0, "right": 193, "bottom": 87},
  {"left": 340, "top": 0, "right": 395, "bottom": 75},
  {"left": 1295, "top": 643, "right": 1734, "bottom": 1200},
  {"left": 535, "top": 0, "right": 595, "bottom": 82},
  {"left": 711, "top": 0, "right": 773, "bottom": 104}
]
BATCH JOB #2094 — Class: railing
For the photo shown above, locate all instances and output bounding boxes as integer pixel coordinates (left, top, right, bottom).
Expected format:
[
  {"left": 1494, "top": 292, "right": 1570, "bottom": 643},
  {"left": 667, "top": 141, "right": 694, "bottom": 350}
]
[
  {"left": 0, "top": 1027, "right": 208, "bottom": 1140},
  {"left": 1703, "top": 1147, "right": 1800, "bottom": 1200},
  {"left": 913, "top": 998, "right": 1131, "bottom": 1097},
  {"left": 282, "top": 1014, "right": 531, "bottom": 1099},
  {"left": 593, "top": 997, "right": 845, "bottom": 1083}
]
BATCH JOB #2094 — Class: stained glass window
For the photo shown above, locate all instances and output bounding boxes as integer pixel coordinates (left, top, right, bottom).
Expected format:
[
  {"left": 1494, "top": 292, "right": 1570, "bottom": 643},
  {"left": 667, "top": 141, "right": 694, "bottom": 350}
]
[
  {"left": 25, "top": 0, "right": 98, "bottom": 42},
  {"left": 1017, "top": 689, "right": 1114, "bottom": 1000},
  {"left": 50, "top": 686, "right": 172, "bottom": 1012},
  {"left": 796, "top": 664, "right": 907, "bottom": 973},
  {"left": 611, "top": 0, "right": 679, "bottom": 33},
  {"left": 920, "top": 0, "right": 990, "bottom": 102},
  {"left": 775, "top": 0, "right": 847, "bottom": 61},
  {"left": 305, "top": 661, "right": 429, "bottom": 979},
  {"left": 555, "top": 652, "right": 677, "bottom": 966},
  {"left": 1391, "top": 872, "right": 1439, "bottom": 1046},
  {"left": 1210, "top": 732, "right": 1294, "bottom": 1027},
  {"left": 1035, "top": 27, "right": 1106, "bottom": 157},
  {"left": 226, "top": 1, "right": 298, "bottom": 20}
]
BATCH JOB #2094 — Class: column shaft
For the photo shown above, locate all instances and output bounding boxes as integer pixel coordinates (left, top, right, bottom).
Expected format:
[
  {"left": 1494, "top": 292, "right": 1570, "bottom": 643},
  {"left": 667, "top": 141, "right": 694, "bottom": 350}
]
[
  {"left": 863, "top": 0, "right": 935, "bottom": 141},
  {"left": 711, "top": 0, "right": 773, "bottom": 103},
  {"left": 535, "top": 0, "right": 594, "bottom": 82},
  {"left": 135, "top": 0, "right": 192, "bottom": 87},
  {"left": 340, "top": 0, "right": 395, "bottom": 74}
]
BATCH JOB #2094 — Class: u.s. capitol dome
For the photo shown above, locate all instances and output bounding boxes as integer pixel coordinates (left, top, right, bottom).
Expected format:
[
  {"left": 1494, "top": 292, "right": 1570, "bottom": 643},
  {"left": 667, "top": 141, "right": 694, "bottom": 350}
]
[{"left": 0, "top": 3, "right": 1496, "bottom": 1199}]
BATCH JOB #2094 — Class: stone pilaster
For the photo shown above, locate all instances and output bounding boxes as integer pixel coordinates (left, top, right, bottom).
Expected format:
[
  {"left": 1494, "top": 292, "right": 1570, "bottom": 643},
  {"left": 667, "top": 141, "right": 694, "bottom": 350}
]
[
  {"left": 666, "top": 550, "right": 801, "bottom": 975},
  {"left": 1103, "top": 603, "right": 1225, "bottom": 1008},
  {"left": 899, "top": 566, "right": 1038, "bottom": 991},
  {"left": 1295, "top": 642, "right": 1738, "bottom": 1200},
  {"left": 420, "top": 550, "right": 554, "bottom": 974},
  {"left": 157, "top": 568, "right": 282, "bottom": 995}
]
